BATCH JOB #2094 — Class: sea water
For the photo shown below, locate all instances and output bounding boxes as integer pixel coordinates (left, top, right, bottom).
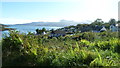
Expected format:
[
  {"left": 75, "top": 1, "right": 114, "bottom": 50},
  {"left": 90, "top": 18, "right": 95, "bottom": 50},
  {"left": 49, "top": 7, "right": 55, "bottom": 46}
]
[{"left": 1, "top": 25, "right": 62, "bottom": 38}]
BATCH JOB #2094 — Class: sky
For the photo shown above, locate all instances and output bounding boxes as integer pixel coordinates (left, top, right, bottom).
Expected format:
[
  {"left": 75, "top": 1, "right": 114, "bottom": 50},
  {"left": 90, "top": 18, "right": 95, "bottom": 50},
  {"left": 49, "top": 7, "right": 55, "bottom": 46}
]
[{"left": 0, "top": 0, "right": 119, "bottom": 24}]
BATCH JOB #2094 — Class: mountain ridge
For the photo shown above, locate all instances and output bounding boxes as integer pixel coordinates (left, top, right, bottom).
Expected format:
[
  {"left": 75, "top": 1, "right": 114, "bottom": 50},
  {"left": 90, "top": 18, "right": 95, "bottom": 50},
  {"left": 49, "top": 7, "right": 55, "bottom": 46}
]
[{"left": 8, "top": 20, "right": 91, "bottom": 27}]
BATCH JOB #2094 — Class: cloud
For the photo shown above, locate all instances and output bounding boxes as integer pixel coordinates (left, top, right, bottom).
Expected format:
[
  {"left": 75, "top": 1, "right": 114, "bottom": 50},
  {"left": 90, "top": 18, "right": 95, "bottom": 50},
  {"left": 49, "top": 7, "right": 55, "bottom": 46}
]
[
  {"left": 1, "top": 0, "right": 119, "bottom": 24},
  {"left": 0, "top": 18, "right": 38, "bottom": 24}
]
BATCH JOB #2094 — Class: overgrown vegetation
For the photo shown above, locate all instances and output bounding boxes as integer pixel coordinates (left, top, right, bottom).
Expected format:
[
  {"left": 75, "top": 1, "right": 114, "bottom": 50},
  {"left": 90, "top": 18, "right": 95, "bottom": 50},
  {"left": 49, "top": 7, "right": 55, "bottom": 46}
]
[{"left": 2, "top": 30, "right": 120, "bottom": 66}]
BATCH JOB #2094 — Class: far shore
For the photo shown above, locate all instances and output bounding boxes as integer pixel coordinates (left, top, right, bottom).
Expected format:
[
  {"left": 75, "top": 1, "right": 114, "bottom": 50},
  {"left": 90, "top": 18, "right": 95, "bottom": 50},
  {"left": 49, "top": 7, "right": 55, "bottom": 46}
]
[
  {"left": 0, "top": 24, "right": 16, "bottom": 31},
  {"left": 0, "top": 28, "right": 16, "bottom": 31}
]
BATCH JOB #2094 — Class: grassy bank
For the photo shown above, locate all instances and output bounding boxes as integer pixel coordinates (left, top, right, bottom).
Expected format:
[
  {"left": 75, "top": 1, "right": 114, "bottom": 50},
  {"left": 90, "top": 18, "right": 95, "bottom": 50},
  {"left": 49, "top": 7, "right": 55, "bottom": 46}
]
[{"left": 2, "top": 31, "right": 120, "bottom": 66}]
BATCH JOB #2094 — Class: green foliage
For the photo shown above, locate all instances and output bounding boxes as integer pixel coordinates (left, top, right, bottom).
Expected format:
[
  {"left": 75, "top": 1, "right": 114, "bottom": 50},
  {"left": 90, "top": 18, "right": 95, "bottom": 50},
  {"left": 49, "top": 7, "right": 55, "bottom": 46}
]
[
  {"left": 109, "top": 18, "right": 117, "bottom": 25},
  {"left": 2, "top": 30, "right": 120, "bottom": 66},
  {"left": 36, "top": 28, "right": 46, "bottom": 34},
  {"left": 91, "top": 18, "right": 104, "bottom": 26}
]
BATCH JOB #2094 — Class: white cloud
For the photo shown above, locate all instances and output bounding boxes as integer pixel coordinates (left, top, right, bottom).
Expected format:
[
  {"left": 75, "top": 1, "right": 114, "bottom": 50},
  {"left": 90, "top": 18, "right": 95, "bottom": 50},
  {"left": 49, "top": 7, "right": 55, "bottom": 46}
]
[
  {"left": 1, "top": 0, "right": 119, "bottom": 24},
  {"left": 68, "top": 0, "right": 119, "bottom": 22},
  {"left": 0, "top": 18, "right": 38, "bottom": 24}
]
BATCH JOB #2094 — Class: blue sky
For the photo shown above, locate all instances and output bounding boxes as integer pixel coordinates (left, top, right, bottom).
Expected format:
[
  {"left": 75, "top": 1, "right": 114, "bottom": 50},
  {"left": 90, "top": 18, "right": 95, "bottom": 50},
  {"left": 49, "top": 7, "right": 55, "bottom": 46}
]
[{"left": 0, "top": 0, "right": 119, "bottom": 24}]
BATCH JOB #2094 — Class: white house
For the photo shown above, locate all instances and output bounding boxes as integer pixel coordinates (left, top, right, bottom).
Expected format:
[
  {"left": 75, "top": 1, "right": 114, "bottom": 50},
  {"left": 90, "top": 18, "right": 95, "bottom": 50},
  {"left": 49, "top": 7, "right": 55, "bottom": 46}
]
[
  {"left": 42, "top": 31, "right": 46, "bottom": 35},
  {"left": 100, "top": 26, "right": 107, "bottom": 32},
  {"left": 92, "top": 25, "right": 107, "bottom": 32},
  {"left": 110, "top": 24, "right": 118, "bottom": 32}
]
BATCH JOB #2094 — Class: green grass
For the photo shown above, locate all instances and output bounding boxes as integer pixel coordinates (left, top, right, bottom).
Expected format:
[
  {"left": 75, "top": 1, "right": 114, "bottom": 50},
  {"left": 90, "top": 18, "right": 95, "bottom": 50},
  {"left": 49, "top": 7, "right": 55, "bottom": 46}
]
[{"left": 2, "top": 30, "right": 120, "bottom": 66}]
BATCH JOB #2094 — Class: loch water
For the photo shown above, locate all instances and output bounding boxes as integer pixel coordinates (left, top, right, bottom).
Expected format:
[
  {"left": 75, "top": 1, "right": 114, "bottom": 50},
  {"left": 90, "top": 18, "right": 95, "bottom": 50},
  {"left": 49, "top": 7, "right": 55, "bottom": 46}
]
[{"left": 1, "top": 25, "right": 62, "bottom": 38}]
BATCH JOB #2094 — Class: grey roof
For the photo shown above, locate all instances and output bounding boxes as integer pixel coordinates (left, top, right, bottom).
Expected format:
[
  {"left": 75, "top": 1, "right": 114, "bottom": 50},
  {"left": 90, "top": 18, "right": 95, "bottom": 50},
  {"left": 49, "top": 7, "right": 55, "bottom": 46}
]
[
  {"left": 100, "top": 27, "right": 107, "bottom": 31},
  {"left": 51, "top": 30, "right": 66, "bottom": 34},
  {"left": 94, "top": 26, "right": 107, "bottom": 31}
]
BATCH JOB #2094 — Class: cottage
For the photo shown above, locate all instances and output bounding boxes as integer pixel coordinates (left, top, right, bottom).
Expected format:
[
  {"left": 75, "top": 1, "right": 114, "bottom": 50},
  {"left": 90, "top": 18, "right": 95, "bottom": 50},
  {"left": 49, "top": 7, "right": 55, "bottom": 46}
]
[
  {"left": 110, "top": 24, "right": 118, "bottom": 32},
  {"left": 49, "top": 30, "right": 66, "bottom": 37},
  {"left": 42, "top": 31, "right": 46, "bottom": 35},
  {"left": 70, "top": 27, "right": 75, "bottom": 30},
  {"left": 100, "top": 26, "right": 107, "bottom": 32},
  {"left": 92, "top": 25, "right": 107, "bottom": 32}
]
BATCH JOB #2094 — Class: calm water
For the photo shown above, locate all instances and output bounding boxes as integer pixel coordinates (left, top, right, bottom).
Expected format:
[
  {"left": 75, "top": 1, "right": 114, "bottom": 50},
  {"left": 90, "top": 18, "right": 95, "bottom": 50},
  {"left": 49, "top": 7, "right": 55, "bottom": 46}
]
[{"left": 1, "top": 25, "right": 62, "bottom": 38}]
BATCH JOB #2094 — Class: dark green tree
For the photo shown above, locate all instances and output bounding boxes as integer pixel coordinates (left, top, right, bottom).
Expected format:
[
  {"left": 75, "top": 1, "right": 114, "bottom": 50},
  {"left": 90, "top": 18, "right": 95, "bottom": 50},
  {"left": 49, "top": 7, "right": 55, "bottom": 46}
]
[
  {"left": 109, "top": 18, "right": 116, "bottom": 25},
  {"left": 91, "top": 18, "right": 104, "bottom": 26},
  {"left": 36, "top": 28, "right": 39, "bottom": 34},
  {"left": 42, "top": 28, "right": 46, "bottom": 32},
  {"left": 50, "top": 29, "right": 54, "bottom": 33},
  {"left": 36, "top": 28, "right": 45, "bottom": 34}
]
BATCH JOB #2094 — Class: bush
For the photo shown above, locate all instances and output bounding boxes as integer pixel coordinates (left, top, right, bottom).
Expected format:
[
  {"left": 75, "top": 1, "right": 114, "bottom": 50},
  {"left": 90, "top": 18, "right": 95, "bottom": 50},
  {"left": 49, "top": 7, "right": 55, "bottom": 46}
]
[{"left": 2, "top": 30, "right": 120, "bottom": 66}]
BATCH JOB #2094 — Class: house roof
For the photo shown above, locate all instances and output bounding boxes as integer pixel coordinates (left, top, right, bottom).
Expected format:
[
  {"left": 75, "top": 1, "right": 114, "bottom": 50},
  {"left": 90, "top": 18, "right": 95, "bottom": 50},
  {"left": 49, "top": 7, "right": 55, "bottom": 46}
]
[
  {"left": 100, "top": 27, "right": 107, "bottom": 31},
  {"left": 51, "top": 30, "right": 66, "bottom": 34},
  {"left": 94, "top": 26, "right": 103, "bottom": 31},
  {"left": 93, "top": 25, "right": 107, "bottom": 31}
]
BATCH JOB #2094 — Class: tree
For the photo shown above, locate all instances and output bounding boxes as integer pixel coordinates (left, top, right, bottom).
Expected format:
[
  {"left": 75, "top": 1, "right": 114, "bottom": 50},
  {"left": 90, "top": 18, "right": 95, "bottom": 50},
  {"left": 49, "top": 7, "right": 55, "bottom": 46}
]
[
  {"left": 50, "top": 29, "right": 54, "bottom": 33},
  {"left": 104, "top": 23, "right": 110, "bottom": 29},
  {"left": 42, "top": 28, "right": 46, "bottom": 32},
  {"left": 36, "top": 28, "right": 39, "bottom": 34},
  {"left": 117, "top": 20, "right": 120, "bottom": 23},
  {"left": 109, "top": 18, "right": 116, "bottom": 25},
  {"left": 91, "top": 18, "right": 104, "bottom": 26},
  {"left": 90, "top": 18, "right": 104, "bottom": 31},
  {"left": 36, "top": 28, "right": 45, "bottom": 34}
]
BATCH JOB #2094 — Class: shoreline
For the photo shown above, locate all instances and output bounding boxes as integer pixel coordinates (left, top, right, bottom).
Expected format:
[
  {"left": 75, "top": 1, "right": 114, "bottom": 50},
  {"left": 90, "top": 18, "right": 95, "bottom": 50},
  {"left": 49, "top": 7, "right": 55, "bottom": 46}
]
[{"left": 1, "top": 28, "right": 16, "bottom": 31}]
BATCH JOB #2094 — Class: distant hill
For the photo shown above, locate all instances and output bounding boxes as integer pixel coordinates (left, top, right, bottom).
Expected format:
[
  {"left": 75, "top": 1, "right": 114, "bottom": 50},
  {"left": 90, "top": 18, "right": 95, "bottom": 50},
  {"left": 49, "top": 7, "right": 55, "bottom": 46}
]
[
  {"left": 13, "top": 20, "right": 91, "bottom": 27},
  {"left": 0, "top": 24, "right": 9, "bottom": 27},
  {"left": 0, "top": 24, "right": 15, "bottom": 31}
]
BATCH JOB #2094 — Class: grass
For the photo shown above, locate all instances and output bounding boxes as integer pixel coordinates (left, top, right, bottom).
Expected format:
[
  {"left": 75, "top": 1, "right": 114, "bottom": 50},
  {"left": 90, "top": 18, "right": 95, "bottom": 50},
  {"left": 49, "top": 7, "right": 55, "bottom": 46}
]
[{"left": 2, "top": 30, "right": 120, "bottom": 66}]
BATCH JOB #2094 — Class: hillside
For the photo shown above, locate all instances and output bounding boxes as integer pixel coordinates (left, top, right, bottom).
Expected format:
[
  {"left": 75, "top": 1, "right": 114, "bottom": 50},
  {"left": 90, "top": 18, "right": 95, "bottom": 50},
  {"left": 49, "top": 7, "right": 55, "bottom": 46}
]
[
  {"left": 0, "top": 24, "right": 15, "bottom": 31},
  {"left": 13, "top": 20, "right": 91, "bottom": 27}
]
